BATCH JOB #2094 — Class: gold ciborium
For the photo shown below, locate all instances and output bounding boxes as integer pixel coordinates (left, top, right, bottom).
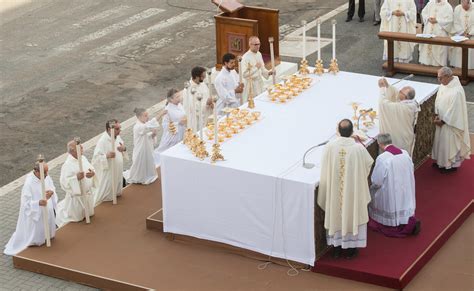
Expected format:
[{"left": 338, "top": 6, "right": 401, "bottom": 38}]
[{"left": 251, "top": 111, "right": 261, "bottom": 120}]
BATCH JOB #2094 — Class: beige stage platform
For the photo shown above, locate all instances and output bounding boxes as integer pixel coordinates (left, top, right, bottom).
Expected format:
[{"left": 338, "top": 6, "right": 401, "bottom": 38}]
[{"left": 12, "top": 163, "right": 474, "bottom": 290}]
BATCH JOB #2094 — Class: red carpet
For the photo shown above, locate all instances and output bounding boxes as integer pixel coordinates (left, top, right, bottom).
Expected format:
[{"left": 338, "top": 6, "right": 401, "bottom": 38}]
[{"left": 312, "top": 157, "right": 474, "bottom": 289}]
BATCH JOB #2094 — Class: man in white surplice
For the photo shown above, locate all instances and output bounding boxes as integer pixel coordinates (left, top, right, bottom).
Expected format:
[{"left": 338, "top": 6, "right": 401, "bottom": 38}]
[
  {"left": 4, "top": 162, "right": 57, "bottom": 255},
  {"left": 377, "top": 77, "right": 419, "bottom": 156},
  {"left": 154, "top": 89, "right": 187, "bottom": 166},
  {"left": 241, "top": 36, "right": 274, "bottom": 103},
  {"left": 182, "top": 66, "right": 212, "bottom": 133},
  {"left": 215, "top": 53, "right": 244, "bottom": 115},
  {"left": 449, "top": 0, "right": 474, "bottom": 69},
  {"left": 126, "top": 108, "right": 161, "bottom": 184},
  {"left": 432, "top": 67, "right": 471, "bottom": 172},
  {"left": 56, "top": 140, "right": 96, "bottom": 227},
  {"left": 92, "top": 119, "right": 127, "bottom": 206},
  {"left": 380, "top": 0, "right": 417, "bottom": 62},
  {"left": 368, "top": 133, "right": 421, "bottom": 238},
  {"left": 317, "top": 119, "right": 374, "bottom": 259},
  {"left": 419, "top": 0, "right": 453, "bottom": 66}
]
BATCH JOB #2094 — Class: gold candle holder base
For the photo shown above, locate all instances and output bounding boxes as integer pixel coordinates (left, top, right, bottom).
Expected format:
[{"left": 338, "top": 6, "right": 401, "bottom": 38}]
[
  {"left": 195, "top": 141, "right": 209, "bottom": 160},
  {"left": 313, "top": 59, "right": 324, "bottom": 75},
  {"left": 299, "top": 59, "right": 310, "bottom": 75},
  {"left": 211, "top": 143, "right": 224, "bottom": 163},
  {"left": 183, "top": 128, "right": 194, "bottom": 146},
  {"left": 328, "top": 58, "right": 339, "bottom": 74},
  {"left": 248, "top": 95, "right": 255, "bottom": 109}
]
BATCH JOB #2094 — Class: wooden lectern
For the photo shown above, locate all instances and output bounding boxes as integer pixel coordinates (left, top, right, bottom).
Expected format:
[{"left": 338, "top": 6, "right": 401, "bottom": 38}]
[{"left": 212, "top": 0, "right": 280, "bottom": 68}]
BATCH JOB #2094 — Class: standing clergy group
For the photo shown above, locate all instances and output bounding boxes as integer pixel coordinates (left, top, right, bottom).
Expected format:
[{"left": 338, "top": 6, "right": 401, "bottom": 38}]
[{"left": 380, "top": 0, "right": 474, "bottom": 69}]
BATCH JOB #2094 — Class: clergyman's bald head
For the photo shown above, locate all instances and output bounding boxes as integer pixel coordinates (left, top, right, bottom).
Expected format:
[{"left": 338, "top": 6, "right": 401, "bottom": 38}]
[{"left": 338, "top": 119, "right": 353, "bottom": 138}]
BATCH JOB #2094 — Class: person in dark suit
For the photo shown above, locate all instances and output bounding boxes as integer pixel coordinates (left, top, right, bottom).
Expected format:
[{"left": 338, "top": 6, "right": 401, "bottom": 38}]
[{"left": 347, "top": 0, "right": 365, "bottom": 22}]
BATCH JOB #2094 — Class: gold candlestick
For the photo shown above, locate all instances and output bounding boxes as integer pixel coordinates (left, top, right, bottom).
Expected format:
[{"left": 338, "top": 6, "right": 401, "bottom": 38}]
[
  {"left": 314, "top": 59, "right": 324, "bottom": 75},
  {"left": 211, "top": 143, "right": 224, "bottom": 163},
  {"left": 245, "top": 62, "right": 255, "bottom": 109},
  {"left": 299, "top": 59, "right": 310, "bottom": 75},
  {"left": 328, "top": 58, "right": 339, "bottom": 74}
]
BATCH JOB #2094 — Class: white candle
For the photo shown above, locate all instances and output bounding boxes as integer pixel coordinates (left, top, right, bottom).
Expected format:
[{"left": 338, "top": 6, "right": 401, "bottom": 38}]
[
  {"left": 332, "top": 19, "right": 336, "bottom": 60},
  {"left": 269, "top": 37, "right": 276, "bottom": 85},
  {"left": 38, "top": 156, "right": 51, "bottom": 247},
  {"left": 302, "top": 20, "right": 307, "bottom": 60},
  {"left": 317, "top": 18, "right": 321, "bottom": 60},
  {"left": 75, "top": 139, "right": 90, "bottom": 224},
  {"left": 110, "top": 124, "right": 117, "bottom": 205},
  {"left": 213, "top": 103, "right": 218, "bottom": 143}
]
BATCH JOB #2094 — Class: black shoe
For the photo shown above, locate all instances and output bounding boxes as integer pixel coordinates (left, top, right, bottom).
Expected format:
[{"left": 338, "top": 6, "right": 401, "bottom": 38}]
[
  {"left": 359, "top": 17, "right": 365, "bottom": 22},
  {"left": 412, "top": 220, "right": 421, "bottom": 235},
  {"left": 346, "top": 17, "right": 353, "bottom": 22},
  {"left": 373, "top": 20, "right": 381, "bottom": 26},
  {"left": 440, "top": 167, "right": 457, "bottom": 174},
  {"left": 432, "top": 162, "right": 439, "bottom": 168},
  {"left": 344, "top": 248, "right": 359, "bottom": 259},
  {"left": 332, "top": 246, "right": 342, "bottom": 258}
]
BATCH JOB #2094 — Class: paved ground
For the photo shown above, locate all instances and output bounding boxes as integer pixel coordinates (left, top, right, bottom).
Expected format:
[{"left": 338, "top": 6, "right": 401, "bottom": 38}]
[{"left": 1, "top": 0, "right": 473, "bottom": 290}]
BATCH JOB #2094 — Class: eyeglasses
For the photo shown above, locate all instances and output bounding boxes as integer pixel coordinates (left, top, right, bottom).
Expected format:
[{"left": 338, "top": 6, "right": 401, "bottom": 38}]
[{"left": 250, "top": 43, "right": 261, "bottom": 46}]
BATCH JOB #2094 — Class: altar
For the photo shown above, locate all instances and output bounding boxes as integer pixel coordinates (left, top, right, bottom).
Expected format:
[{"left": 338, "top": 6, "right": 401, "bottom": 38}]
[{"left": 160, "top": 71, "right": 439, "bottom": 266}]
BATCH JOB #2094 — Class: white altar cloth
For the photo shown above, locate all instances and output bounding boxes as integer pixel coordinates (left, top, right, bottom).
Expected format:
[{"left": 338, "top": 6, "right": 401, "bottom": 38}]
[{"left": 161, "top": 71, "right": 438, "bottom": 266}]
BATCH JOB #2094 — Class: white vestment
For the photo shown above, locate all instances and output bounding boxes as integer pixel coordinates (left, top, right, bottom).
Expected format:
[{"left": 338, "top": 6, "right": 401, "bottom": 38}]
[
  {"left": 56, "top": 154, "right": 96, "bottom": 227},
  {"left": 379, "top": 86, "right": 419, "bottom": 156},
  {"left": 214, "top": 68, "right": 240, "bottom": 115},
  {"left": 241, "top": 50, "right": 269, "bottom": 103},
  {"left": 92, "top": 131, "right": 125, "bottom": 206},
  {"left": 317, "top": 137, "right": 374, "bottom": 248},
  {"left": 449, "top": 4, "right": 474, "bottom": 69},
  {"left": 154, "top": 103, "right": 186, "bottom": 166},
  {"left": 126, "top": 118, "right": 159, "bottom": 184},
  {"left": 419, "top": 0, "right": 453, "bottom": 66},
  {"left": 432, "top": 76, "right": 471, "bottom": 168},
  {"left": 380, "top": 0, "right": 417, "bottom": 62},
  {"left": 182, "top": 79, "right": 211, "bottom": 132},
  {"left": 4, "top": 173, "right": 57, "bottom": 255},
  {"left": 369, "top": 149, "right": 416, "bottom": 226}
]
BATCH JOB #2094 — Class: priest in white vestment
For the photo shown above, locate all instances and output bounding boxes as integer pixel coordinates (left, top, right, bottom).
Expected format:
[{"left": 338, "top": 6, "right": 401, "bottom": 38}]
[
  {"left": 154, "top": 89, "right": 187, "bottom": 166},
  {"left": 449, "top": 0, "right": 474, "bottom": 69},
  {"left": 92, "top": 120, "right": 127, "bottom": 206},
  {"left": 378, "top": 78, "right": 420, "bottom": 156},
  {"left": 4, "top": 162, "right": 57, "bottom": 255},
  {"left": 215, "top": 53, "right": 244, "bottom": 115},
  {"left": 126, "top": 108, "right": 161, "bottom": 184},
  {"left": 432, "top": 67, "right": 471, "bottom": 172},
  {"left": 368, "top": 134, "right": 421, "bottom": 237},
  {"left": 241, "top": 36, "right": 274, "bottom": 103},
  {"left": 380, "top": 0, "right": 417, "bottom": 62},
  {"left": 56, "top": 140, "right": 96, "bottom": 227},
  {"left": 182, "top": 66, "right": 212, "bottom": 133},
  {"left": 419, "top": 0, "right": 453, "bottom": 66},
  {"left": 317, "top": 119, "right": 374, "bottom": 259}
]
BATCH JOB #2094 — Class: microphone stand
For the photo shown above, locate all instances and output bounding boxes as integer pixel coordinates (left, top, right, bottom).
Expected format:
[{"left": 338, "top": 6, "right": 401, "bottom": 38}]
[{"left": 302, "top": 140, "right": 330, "bottom": 169}]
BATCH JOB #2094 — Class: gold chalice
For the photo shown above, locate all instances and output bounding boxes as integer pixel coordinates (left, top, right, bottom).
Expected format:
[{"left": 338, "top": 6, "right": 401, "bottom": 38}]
[
  {"left": 359, "top": 109, "right": 367, "bottom": 121},
  {"left": 252, "top": 111, "right": 261, "bottom": 120},
  {"left": 218, "top": 133, "right": 225, "bottom": 143},
  {"left": 369, "top": 111, "right": 377, "bottom": 122}
]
